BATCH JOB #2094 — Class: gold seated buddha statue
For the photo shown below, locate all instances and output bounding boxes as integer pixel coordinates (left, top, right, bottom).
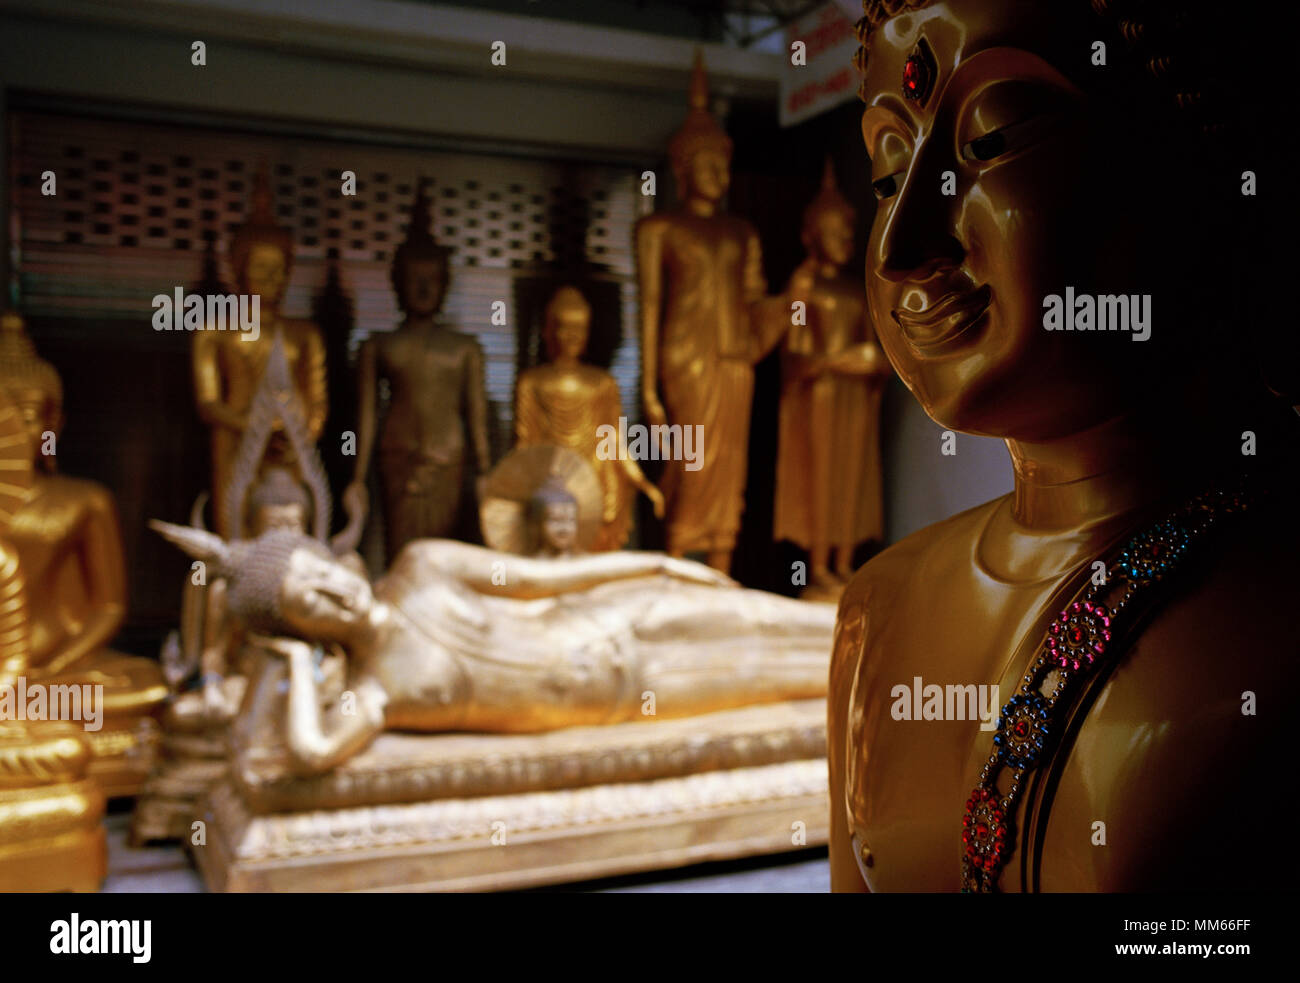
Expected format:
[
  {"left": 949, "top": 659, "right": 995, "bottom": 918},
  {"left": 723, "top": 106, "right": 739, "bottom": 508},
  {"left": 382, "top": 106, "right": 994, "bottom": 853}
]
[
  {"left": 0, "top": 312, "right": 166, "bottom": 798},
  {"left": 0, "top": 523, "right": 105, "bottom": 891}
]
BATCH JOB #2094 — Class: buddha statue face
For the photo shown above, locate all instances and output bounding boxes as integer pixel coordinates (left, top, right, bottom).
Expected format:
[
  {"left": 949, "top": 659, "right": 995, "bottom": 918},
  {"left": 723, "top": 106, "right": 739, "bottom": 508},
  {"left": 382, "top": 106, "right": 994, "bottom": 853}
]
[
  {"left": 808, "top": 208, "right": 854, "bottom": 268},
  {"left": 680, "top": 147, "right": 730, "bottom": 204},
  {"left": 250, "top": 502, "right": 308, "bottom": 538},
  {"left": 8, "top": 382, "right": 57, "bottom": 463},
  {"left": 399, "top": 256, "right": 448, "bottom": 318},
  {"left": 241, "top": 241, "right": 289, "bottom": 310},
  {"left": 278, "top": 546, "right": 375, "bottom": 644},
  {"left": 859, "top": 0, "right": 1180, "bottom": 441},
  {"left": 538, "top": 499, "right": 579, "bottom": 557},
  {"left": 544, "top": 288, "right": 591, "bottom": 361}
]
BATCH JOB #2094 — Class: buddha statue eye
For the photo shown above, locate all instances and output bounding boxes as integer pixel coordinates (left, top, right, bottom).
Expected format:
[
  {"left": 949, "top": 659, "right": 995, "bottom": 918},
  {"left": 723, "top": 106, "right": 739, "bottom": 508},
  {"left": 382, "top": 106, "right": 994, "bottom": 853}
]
[
  {"left": 871, "top": 173, "right": 902, "bottom": 201},
  {"left": 961, "top": 129, "right": 1008, "bottom": 162}
]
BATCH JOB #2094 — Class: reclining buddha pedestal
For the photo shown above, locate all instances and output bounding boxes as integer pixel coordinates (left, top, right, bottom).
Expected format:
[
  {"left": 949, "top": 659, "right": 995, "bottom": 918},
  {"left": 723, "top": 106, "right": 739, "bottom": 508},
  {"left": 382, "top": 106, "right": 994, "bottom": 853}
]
[
  {"left": 196, "top": 702, "right": 828, "bottom": 892},
  {"left": 153, "top": 481, "right": 834, "bottom": 891}
]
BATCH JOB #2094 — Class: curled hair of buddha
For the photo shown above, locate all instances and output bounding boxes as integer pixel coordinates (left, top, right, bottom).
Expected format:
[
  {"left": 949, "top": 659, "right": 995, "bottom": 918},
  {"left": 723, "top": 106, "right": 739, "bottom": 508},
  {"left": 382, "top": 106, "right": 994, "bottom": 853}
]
[
  {"left": 542, "top": 286, "right": 591, "bottom": 359},
  {"left": 150, "top": 520, "right": 333, "bottom": 636},
  {"left": 222, "top": 530, "right": 333, "bottom": 635},
  {"left": 228, "top": 163, "right": 293, "bottom": 284},
  {"left": 391, "top": 178, "right": 452, "bottom": 310},
  {"left": 246, "top": 465, "right": 312, "bottom": 528},
  {"left": 668, "top": 50, "right": 733, "bottom": 182}
]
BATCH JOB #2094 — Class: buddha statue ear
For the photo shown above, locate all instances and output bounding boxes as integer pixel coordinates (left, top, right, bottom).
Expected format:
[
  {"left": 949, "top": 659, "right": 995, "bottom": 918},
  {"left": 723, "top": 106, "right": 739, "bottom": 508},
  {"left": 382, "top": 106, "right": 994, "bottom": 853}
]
[{"left": 149, "top": 520, "right": 232, "bottom": 571}]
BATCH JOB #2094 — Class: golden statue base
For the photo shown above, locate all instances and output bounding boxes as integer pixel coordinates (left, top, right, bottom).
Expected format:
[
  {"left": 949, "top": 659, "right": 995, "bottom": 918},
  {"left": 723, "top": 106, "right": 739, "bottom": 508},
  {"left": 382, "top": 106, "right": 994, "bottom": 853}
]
[
  {"left": 191, "top": 700, "right": 829, "bottom": 891},
  {"left": 0, "top": 781, "right": 107, "bottom": 892},
  {"left": 131, "top": 731, "right": 226, "bottom": 844},
  {"left": 85, "top": 718, "right": 162, "bottom": 799}
]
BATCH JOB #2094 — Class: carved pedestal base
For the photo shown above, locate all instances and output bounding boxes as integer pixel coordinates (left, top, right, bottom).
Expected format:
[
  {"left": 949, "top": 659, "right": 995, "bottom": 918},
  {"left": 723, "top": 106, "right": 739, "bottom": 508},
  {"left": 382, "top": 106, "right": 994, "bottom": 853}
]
[
  {"left": 85, "top": 718, "right": 161, "bottom": 799},
  {"left": 0, "top": 780, "right": 107, "bottom": 892},
  {"left": 131, "top": 731, "right": 226, "bottom": 844},
  {"left": 195, "top": 758, "right": 828, "bottom": 892}
]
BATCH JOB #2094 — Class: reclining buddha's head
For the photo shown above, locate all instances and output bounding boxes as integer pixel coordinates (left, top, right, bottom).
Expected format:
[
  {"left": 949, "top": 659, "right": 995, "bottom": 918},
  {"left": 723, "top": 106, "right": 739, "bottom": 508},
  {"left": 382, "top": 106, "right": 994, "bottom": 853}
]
[{"left": 855, "top": 0, "right": 1271, "bottom": 441}]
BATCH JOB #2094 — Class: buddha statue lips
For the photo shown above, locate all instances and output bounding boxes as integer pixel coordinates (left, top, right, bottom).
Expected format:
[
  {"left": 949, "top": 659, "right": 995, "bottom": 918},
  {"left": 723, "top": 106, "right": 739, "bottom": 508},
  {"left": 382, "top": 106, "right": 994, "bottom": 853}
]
[
  {"left": 830, "top": 0, "right": 1300, "bottom": 893},
  {"left": 151, "top": 521, "right": 834, "bottom": 776}
]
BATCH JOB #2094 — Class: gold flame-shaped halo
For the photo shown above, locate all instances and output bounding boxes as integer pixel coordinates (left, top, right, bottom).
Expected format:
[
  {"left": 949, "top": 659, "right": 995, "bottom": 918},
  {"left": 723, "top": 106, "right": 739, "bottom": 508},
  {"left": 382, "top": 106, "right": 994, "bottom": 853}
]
[{"left": 478, "top": 445, "right": 602, "bottom": 555}]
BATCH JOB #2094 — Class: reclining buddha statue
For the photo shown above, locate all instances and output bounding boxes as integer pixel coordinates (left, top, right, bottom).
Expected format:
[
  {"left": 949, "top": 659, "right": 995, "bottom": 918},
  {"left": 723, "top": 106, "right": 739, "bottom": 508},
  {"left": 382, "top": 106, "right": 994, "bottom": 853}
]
[
  {"left": 832, "top": 0, "right": 1297, "bottom": 892},
  {"left": 152, "top": 480, "right": 833, "bottom": 777}
]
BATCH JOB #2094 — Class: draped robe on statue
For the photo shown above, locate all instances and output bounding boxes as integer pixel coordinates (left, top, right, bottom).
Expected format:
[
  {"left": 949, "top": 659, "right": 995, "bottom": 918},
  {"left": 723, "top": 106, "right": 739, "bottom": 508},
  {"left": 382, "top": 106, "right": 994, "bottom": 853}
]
[
  {"left": 774, "top": 286, "right": 885, "bottom": 551},
  {"left": 653, "top": 214, "right": 768, "bottom": 557}
]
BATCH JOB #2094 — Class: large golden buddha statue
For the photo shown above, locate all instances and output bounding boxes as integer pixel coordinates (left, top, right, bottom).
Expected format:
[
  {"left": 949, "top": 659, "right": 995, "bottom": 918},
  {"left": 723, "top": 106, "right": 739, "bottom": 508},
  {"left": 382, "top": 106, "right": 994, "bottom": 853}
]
[
  {"left": 0, "top": 311, "right": 166, "bottom": 797},
  {"left": 775, "top": 160, "right": 893, "bottom": 596},
  {"left": 637, "top": 53, "right": 789, "bottom": 572},
  {"left": 832, "top": 0, "right": 1297, "bottom": 892},
  {"left": 193, "top": 164, "right": 328, "bottom": 539},
  {"left": 346, "top": 180, "right": 492, "bottom": 561},
  {"left": 515, "top": 286, "right": 663, "bottom": 550}
]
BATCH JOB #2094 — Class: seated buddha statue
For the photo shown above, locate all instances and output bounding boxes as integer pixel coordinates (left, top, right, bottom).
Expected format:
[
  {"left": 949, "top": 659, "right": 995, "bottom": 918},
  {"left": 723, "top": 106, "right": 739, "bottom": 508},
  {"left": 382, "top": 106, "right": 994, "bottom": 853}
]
[
  {"left": 515, "top": 286, "right": 664, "bottom": 550},
  {"left": 832, "top": 0, "right": 1297, "bottom": 892},
  {"left": 151, "top": 472, "right": 834, "bottom": 776},
  {"left": 0, "top": 311, "right": 166, "bottom": 798},
  {"left": 192, "top": 163, "right": 329, "bottom": 540},
  {"left": 0, "top": 391, "right": 104, "bottom": 891}
]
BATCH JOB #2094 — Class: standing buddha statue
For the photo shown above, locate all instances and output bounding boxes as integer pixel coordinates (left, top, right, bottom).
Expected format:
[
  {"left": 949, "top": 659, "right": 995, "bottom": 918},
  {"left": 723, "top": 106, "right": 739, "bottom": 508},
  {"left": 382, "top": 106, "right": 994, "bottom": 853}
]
[
  {"left": 346, "top": 180, "right": 492, "bottom": 562},
  {"left": 774, "top": 160, "right": 893, "bottom": 596},
  {"left": 637, "top": 52, "right": 789, "bottom": 573},
  {"left": 0, "top": 311, "right": 167, "bottom": 798},
  {"left": 515, "top": 286, "right": 663, "bottom": 550},
  {"left": 192, "top": 164, "right": 328, "bottom": 539}
]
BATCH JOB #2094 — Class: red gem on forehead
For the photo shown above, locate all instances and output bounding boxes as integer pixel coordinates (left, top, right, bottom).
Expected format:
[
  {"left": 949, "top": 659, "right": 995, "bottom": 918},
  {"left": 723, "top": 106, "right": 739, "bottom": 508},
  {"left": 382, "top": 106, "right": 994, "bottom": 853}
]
[{"left": 902, "top": 54, "right": 926, "bottom": 99}]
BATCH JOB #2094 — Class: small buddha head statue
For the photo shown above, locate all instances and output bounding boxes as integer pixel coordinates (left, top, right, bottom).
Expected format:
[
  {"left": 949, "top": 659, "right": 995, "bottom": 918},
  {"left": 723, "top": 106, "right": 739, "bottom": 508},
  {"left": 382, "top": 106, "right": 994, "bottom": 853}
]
[
  {"left": 229, "top": 164, "right": 294, "bottom": 311},
  {"left": 245, "top": 465, "right": 313, "bottom": 538},
  {"left": 802, "top": 158, "right": 856, "bottom": 270},
  {"left": 391, "top": 179, "right": 452, "bottom": 319},
  {"left": 854, "top": 0, "right": 1282, "bottom": 443},
  {"left": 542, "top": 286, "right": 591, "bottom": 362},
  {"left": 0, "top": 311, "right": 62, "bottom": 471},
  {"left": 668, "top": 51, "right": 733, "bottom": 205},
  {"left": 527, "top": 475, "right": 580, "bottom": 557}
]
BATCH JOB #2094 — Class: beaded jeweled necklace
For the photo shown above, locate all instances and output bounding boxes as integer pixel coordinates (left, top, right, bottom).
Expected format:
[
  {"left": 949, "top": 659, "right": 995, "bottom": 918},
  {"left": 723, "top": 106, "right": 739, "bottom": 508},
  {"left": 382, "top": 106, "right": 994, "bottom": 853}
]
[{"left": 960, "top": 483, "right": 1252, "bottom": 892}]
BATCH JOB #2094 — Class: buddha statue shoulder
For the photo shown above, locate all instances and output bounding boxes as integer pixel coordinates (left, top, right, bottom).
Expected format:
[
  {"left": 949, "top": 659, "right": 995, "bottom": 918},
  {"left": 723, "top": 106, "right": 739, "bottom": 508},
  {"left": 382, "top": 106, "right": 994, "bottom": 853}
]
[
  {"left": 192, "top": 164, "right": 328, "bottom": 539},
  {"left": 832, "top": 0, "right": 1299, "bottom": 892},
  {"left": 346, "top": 180, "right": 491, "bottom": 560},
  {"left": 515, "top": 286, "right": 663, "bottom": 550}
]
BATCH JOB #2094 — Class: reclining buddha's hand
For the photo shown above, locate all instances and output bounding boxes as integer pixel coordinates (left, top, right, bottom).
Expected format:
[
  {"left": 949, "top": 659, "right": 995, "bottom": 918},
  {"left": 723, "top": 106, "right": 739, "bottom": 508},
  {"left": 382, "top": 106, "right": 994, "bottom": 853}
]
[{"left": 659, "top": 556, "right": 737, "bottom": 589}]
